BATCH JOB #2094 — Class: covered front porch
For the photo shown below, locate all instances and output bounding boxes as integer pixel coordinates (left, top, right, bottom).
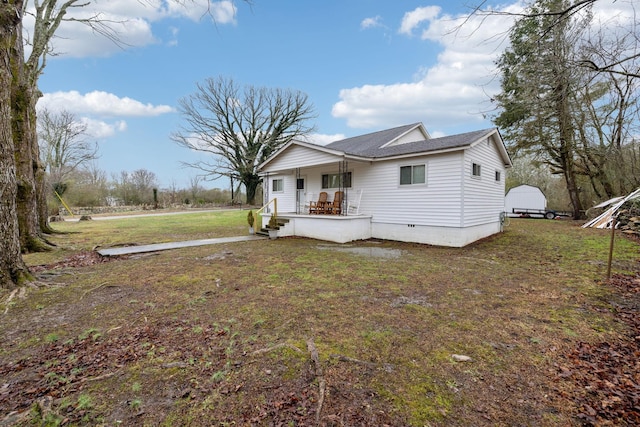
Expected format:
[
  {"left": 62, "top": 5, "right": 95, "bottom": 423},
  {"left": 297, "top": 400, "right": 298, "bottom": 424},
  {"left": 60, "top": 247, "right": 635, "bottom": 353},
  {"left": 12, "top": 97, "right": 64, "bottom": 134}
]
[{"left": 259, "top": 152, "right": 370, "bottom": 243}]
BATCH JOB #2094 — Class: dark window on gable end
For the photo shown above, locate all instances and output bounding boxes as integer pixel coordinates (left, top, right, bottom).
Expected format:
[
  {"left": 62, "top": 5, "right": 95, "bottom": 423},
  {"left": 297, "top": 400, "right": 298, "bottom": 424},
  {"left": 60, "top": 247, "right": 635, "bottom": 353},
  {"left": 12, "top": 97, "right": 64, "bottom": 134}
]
[
  {"left": 472, "top": 163, "right": 481, "bottom": 177},
  {"left": 495, "top": 170, "right": 501, "bottom": 182}
]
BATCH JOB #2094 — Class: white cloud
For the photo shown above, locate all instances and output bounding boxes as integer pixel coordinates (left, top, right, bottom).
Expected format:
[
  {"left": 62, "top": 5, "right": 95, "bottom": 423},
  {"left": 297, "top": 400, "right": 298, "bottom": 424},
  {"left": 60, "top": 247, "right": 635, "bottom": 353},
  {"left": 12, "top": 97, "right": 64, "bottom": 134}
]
[
  {"left": 334, "top": 0, "right": 634, "bottom": 135},
  {"left": 300, "top": 133, "right": 346, "bottom": 146},
  {"left": 37, "top": 91, "right": 171, "bottom": 140},
  {"left": 211, "top": 1, "right": 238, "bottom": 24},
  {"left": 398, "top": 6, "right": 441, "bottom": 36},
  {"left": 79, "top": 117, "right": 128, "bottom": 139},
  {"left": 333, "top": 3, "right": 522, "bottom": 133},
  {"left": 22, "top": 0, "right": 239, "bottom": 58},
  {"left": 39, "top": 90, "right": 175, "bottom": 117},
  {"left": 361, "top": 16, "right": 383, "bottom": 30}
]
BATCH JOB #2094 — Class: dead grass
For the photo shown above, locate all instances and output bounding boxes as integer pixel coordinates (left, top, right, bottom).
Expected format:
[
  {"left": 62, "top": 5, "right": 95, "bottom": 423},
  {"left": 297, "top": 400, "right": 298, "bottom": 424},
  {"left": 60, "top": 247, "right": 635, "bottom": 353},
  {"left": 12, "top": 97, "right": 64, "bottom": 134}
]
[{"left": 1, "top": 212, "right": 638, "bottom": 426}]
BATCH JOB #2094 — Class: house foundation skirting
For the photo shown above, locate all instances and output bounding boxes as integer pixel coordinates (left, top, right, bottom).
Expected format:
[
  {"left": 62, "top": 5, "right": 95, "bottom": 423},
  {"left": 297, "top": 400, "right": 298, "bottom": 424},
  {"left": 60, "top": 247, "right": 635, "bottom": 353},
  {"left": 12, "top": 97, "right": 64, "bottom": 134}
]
[
  {"left": 265, "top": 214, "right": 502, "bottom": 247},
  {"left": 371, "top": 221, "right": 502, "bottom": 247}
]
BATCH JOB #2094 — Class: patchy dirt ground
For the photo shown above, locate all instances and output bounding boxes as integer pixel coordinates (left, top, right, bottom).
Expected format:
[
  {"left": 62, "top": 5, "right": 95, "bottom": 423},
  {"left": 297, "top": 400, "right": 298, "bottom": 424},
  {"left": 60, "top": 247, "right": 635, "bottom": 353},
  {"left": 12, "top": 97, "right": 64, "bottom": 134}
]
[{"left": 1, "top": 219, "right": 639, "bottom": 426}]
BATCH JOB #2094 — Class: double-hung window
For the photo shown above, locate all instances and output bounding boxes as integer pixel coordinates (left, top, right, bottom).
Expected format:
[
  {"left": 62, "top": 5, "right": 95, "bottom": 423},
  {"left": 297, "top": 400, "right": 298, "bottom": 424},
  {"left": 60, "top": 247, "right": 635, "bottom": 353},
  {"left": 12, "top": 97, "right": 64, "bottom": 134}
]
[
  {"left": 400, "top": 164, "right": 426, "bottom": 185},
  {"left": 272, "top": 178, "right": 284, "bottom": 192},
  {"left": 321, "top": 172, "right": 352, "bottom": 189}
]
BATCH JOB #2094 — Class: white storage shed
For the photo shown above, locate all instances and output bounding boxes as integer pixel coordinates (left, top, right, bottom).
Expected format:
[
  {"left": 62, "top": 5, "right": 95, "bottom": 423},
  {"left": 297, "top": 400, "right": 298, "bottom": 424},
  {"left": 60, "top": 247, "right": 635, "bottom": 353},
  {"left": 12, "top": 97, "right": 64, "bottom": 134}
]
[{"left": 504, "top": 185, "right": 547, "bottom": 216}]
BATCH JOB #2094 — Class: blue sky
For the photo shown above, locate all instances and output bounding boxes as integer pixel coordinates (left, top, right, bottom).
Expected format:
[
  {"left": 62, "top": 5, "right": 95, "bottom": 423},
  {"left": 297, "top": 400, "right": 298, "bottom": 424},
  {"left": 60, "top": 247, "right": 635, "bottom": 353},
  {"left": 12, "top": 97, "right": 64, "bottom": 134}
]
[{"left": 30, "top": 0, "right": 633, "bottom": 189}]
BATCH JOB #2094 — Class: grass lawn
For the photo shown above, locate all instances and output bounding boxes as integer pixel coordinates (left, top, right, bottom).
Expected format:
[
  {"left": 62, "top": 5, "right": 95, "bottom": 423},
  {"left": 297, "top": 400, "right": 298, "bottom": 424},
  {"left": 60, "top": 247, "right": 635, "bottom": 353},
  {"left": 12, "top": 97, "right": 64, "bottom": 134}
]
[{"left": 1, "top": 211, "right": 638, "bottom": 426}]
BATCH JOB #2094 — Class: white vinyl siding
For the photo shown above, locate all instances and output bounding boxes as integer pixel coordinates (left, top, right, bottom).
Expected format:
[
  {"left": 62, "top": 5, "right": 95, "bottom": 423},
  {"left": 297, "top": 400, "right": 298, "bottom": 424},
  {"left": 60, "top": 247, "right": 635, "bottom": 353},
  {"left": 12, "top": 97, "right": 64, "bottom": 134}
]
[
  {"left": 267, "top": 174, "right": 297, "bottom": 212},
  {"left": 355, "top": 153, "right": 464, "bottom": 227},
  {"left": 463, "top": 137, "right": 506, "bottom": 227}
]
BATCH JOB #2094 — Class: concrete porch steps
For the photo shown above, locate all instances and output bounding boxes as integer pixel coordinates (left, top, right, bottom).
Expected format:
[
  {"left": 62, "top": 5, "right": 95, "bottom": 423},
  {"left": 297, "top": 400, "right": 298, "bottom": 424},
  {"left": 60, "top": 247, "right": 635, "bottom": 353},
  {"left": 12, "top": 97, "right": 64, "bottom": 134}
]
[{"left": 256, "top": 218, "right": 290, "bottom": 237}]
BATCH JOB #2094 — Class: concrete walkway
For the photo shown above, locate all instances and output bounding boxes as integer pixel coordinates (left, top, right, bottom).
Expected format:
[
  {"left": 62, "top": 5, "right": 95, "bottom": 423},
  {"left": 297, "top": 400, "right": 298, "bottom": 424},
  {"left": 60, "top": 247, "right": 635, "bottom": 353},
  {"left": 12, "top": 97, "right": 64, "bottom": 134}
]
[{"left": 97, "top": 235, "right": 265, "bottom": 257}]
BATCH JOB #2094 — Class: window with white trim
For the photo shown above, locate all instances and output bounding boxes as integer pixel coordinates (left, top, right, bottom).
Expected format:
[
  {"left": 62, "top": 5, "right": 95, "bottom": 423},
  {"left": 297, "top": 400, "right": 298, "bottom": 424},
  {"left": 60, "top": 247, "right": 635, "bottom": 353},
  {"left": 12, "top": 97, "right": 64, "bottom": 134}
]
[
  {"left": 495, "top": 170, "right": 501, "bottom": 182},
  {"left": 472, "top": 163, "right": 481, "bottom": 178},
  {"left": 400, "top": 164, "right": 426, "bottom": 185},
  {"left": 321, "top": 172, "right": 352, "bottom": 189},
  {"left": 272, "top": 178, "right": 284, "bottom": 192}
]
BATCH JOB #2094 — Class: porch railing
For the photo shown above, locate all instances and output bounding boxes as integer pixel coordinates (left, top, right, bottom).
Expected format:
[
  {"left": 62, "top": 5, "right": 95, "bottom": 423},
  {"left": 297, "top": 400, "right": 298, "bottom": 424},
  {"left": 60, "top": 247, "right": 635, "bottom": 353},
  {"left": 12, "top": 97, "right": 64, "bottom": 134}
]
[{"left": 255, "top": 198, "right": 278, "bottom": 228}]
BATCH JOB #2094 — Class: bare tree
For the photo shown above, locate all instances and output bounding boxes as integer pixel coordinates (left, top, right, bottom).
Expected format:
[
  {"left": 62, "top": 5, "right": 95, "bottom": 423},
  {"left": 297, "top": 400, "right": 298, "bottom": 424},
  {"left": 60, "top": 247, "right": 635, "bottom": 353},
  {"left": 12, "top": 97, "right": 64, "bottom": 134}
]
[
  {"left": 65, "top": 163, "right": 109, "bottom": 207},
  {"left": 8, "top": 0, "right": 127, "bottom": 252},
  {"left": 38, "top": 108, "right": 98, "bottom": 192},
  {"left": 2, "top": 0, "right": 249, "bottom": 287},
  {"left": 172, "top": 76, "right": 316, "bottom": 205},
  {"left": 130, "top": 169, "right": 158, "bottom": 205},
  {"left": 189, "top": 175, "right": 203, "bottom": 204},
  {"left": 112, "top": 169, "right": 158, "bottom": 206},
  {"left": 112, "top": 171, "right": 131, "bottom": 206},
  {"left": 471, "top": 0, "right": 639, "bottom": 79},
  {"left": 572, "top": 67, "right": 640, "bottom": 198}
]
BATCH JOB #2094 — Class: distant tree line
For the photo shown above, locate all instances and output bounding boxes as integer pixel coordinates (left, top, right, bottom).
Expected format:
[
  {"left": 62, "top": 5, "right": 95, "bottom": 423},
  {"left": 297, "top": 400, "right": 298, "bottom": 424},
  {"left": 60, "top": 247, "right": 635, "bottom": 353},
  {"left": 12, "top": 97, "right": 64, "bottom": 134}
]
[{"left": 47, "top": 166, "right": 243, "bottom": 213}]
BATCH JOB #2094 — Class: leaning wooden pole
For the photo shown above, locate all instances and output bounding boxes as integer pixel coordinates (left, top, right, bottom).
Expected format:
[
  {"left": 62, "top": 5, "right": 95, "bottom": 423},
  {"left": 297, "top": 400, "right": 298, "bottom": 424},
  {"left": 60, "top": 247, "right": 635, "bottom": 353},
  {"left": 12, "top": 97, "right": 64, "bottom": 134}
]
[{"left": 606, "top": 215, "right": 616, "bottom": 279}]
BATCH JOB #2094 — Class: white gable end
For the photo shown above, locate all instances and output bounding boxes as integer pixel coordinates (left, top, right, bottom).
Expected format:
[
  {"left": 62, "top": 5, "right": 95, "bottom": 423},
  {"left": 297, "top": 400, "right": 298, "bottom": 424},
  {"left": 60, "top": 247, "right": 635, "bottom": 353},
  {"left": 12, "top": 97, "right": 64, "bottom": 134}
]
[
  {"left": 381, "top": 125, "right": 430, "bottom": 148},
  {"left": 261, "top": 145, "right": 342, "bottom": 173}
]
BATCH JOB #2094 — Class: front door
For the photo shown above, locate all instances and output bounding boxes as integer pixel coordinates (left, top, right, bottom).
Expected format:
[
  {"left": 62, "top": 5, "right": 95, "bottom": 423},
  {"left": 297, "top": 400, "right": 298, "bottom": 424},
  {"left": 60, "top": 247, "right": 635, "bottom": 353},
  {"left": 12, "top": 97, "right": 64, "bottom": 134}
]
[{"left": 296, "top": 177, "right": 306, "bottom": 213}]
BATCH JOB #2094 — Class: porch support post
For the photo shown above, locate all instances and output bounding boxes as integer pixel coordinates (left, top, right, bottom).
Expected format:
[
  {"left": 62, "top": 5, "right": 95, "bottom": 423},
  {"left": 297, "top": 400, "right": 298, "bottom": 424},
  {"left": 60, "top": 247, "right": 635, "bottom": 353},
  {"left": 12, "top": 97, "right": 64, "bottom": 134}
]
[
  {"left": 297, "top": 168, "right": 301, "bottom": 214},
  {"left": 340, "top": 160, "right": 348, "bottom": 216},
  {"left": 264, "top": 172, "right": 270, "bottom": 212}
]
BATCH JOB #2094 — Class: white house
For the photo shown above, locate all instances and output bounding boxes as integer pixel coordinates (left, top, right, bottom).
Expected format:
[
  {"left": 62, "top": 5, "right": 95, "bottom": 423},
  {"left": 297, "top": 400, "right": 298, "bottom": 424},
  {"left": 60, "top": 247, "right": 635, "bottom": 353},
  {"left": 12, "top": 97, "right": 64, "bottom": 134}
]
[
  {"left": 257, "top": 123, "right": 512, "bottom": 247},
  {"left": 504, "top": 185, "right": 548, "bottom": 217}
]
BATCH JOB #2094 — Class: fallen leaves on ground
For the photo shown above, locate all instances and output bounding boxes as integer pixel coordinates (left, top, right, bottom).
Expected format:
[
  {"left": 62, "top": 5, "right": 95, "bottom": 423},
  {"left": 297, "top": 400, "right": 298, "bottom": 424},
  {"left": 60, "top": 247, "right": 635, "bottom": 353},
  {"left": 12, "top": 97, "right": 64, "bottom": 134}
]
[
  {"left": 29, "top": 251, "right": 114, "bottom": 272},
  {"left": 554, "top": 273, "right": 640, "bottom": 426}
]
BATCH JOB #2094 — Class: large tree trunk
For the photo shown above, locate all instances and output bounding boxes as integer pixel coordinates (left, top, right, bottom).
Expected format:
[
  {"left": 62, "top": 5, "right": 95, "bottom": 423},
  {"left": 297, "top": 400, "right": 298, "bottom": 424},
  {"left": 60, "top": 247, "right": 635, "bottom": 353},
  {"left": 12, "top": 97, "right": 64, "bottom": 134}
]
[
  {"left": 11, "top": 15, "right": 52, "bottom": 252},
  {"left": 557, "top": 109, "right": 584, "bottom": 220},
  {"left": 244, "top": 175, "right": 261, "bottom": 205},
  {"left": 1, "top": 0, "right": 31, "bottom": 289},
  {"left": 29, "top": 87, "right": 53, "bottom": 234},
  {"left": 552, "top": 15, "right": 584, "bottom": 221},
  {"left": 36, "top": 154, "right": 53, "bottom": 233}
]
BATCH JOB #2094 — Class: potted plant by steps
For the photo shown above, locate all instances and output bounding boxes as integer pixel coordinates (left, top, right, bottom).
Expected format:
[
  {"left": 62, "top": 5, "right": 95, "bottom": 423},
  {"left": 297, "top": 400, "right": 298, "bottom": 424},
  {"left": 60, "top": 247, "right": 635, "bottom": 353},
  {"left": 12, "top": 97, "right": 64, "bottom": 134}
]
[
  {"left": 267, "top": 215, "right": 279, "bottom": 239},
  {"left": 247, "top": 210, "right": 255, "bottom": 235}
]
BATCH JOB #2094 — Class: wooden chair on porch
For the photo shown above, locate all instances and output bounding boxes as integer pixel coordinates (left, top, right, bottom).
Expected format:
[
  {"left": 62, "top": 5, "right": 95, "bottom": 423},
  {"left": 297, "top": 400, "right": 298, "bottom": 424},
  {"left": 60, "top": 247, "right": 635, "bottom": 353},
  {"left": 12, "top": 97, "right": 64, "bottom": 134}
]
[
  {"left": 309, "top": 191, "right": 328, "bottom": 214},
  {"left": 327, "top": 191, "right": 344, "bottom": 215}
]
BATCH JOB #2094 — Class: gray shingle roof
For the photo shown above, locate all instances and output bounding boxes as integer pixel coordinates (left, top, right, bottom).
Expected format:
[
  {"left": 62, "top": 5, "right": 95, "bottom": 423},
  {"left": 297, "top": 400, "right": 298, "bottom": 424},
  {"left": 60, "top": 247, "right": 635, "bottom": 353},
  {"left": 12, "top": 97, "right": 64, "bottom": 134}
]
[{"left": 325, "top": 125, "right": 497, "bottom": 159}]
